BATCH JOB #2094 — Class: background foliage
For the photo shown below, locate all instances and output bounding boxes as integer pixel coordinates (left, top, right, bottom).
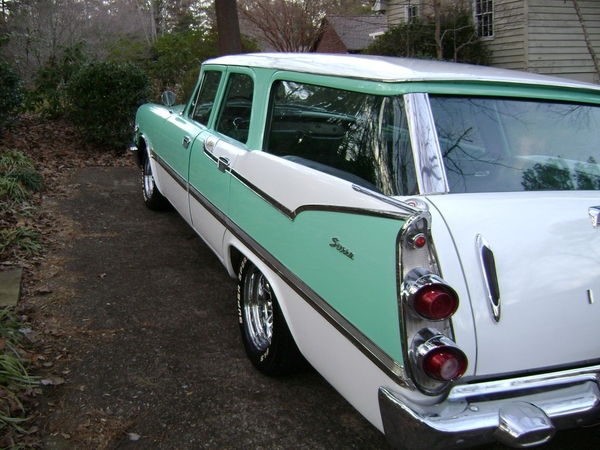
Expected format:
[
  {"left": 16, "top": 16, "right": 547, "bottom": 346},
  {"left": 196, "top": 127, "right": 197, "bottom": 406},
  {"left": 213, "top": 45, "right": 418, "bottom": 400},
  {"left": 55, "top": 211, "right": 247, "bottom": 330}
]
[
  {"left": 0, "top": 0, "right": 491, "bottom": 153},
  {"left": 66, "top": 62, "right": 152, "bottom": 148},
  {"left": 0, "top": 63, "right": 23, "bottom": 137},
  {"left": 366, "top": 5, "right": 491, "bottom": 65}
]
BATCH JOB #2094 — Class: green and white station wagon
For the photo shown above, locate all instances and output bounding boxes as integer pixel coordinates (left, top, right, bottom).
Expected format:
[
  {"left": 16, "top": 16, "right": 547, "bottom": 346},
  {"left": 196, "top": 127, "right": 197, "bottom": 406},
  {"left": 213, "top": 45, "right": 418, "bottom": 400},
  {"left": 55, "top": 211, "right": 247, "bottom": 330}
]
[{"left": 131, "top": 53, "right": 600, "bottom": 449}]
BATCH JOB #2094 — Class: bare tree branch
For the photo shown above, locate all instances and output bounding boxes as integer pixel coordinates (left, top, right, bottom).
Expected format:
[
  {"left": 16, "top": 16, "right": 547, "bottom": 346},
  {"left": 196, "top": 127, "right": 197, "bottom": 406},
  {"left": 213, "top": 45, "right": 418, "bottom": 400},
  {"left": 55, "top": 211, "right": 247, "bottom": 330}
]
[{"left": 572, "top": 0, "right": 600, "bottom": 79}]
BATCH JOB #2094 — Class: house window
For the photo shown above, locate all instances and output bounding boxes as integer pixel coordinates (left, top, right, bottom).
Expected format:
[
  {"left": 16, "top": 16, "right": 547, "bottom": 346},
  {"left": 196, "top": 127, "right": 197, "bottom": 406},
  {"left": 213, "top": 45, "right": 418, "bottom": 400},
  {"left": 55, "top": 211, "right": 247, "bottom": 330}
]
[
  {"left": 405, "top": 4, "right": 419, "bottom": 22},
  {"left": 475, "top": 0, "right": 494, "bottom": 37}
]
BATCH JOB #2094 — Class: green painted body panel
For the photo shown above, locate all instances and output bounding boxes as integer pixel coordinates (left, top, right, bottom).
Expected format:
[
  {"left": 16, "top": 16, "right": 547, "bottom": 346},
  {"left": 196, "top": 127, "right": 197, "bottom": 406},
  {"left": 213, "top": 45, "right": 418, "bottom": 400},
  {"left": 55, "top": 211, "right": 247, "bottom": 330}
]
[
  {"left": 188, "top": 137, "right": 231, "bottom": 213},
  {"left": 228, "top": 176, "right": 405, "bottom": 363},
  {"left": 158, "top": 115, "right": 200, "bottom": 181}
]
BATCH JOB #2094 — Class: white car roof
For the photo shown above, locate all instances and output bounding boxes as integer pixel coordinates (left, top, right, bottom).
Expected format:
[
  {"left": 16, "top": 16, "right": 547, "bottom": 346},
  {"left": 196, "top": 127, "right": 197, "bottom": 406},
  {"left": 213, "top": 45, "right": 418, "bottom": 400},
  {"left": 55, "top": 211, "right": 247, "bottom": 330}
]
[{"left": 206, "top": 52, "right": 600, "bottom": 92}]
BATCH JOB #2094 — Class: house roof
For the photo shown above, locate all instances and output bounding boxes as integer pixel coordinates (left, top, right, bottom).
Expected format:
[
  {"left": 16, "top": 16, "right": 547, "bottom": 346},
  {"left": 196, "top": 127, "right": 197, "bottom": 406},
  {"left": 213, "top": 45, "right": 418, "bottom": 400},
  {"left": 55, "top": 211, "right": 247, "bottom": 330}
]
[{"left": 322, "top": 15, "right": 388, "bottom": 51}]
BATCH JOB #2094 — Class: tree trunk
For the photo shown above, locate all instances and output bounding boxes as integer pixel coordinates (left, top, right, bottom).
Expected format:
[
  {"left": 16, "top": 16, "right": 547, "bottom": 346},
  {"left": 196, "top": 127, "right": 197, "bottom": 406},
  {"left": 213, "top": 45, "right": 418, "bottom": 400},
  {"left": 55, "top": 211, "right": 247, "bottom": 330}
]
[
  {"left": 215, "top": 0, "right": 243, "bottom": 56},
  {"left": 433, "top": 0, "right": 442, "bottom": 60}
]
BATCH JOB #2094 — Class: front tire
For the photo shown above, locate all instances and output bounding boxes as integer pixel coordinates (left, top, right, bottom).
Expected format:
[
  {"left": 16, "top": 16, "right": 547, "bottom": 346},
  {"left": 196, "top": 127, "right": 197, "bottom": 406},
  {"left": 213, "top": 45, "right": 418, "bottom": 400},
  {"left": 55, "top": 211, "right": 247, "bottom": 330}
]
[
  {"left": 237, "top": 257, "right": 307, "bottom": 376},
  {"left": 142, "top": 155, "right": 169, "bottom": 210}
]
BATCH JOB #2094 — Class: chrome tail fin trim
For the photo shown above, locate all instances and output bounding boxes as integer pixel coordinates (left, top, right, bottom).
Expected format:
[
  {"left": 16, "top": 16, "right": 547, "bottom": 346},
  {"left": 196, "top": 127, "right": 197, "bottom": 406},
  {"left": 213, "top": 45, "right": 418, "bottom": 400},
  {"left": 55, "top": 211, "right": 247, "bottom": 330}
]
[{"left": 476, "top": 234, "right": 501, "bottom": 322}]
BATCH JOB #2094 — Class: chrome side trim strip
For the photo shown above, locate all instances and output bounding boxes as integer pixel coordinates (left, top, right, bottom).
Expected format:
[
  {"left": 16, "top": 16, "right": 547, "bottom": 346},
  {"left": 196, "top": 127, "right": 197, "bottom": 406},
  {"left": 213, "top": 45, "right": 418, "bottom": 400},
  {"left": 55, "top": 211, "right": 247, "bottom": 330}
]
[
  {"left": 154, "top": 150, "right": 412, "bottom": 385},
  {"left": 187, "top": 179, "right": 409, "bottom": 383},
  {"left": 476, "top": 234, "right": 501, "bottom": 322},
  {"left": 231, "top": 169, "right": 414, "bottom": 221},
  {"left": 352, "top": 185, "right": 419, "bottom": 215},
  {"left": 152, "top": 152, "right": 188, "bottom": 193},
  {"left": 200, "top": 148, "right": 414, "bottom": 221}
]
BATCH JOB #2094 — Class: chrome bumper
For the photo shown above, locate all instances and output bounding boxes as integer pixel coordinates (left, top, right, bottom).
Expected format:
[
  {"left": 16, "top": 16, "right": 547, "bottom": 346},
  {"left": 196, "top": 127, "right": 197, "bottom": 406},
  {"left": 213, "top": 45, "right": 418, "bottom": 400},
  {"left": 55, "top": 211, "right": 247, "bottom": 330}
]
[{"left": 379, "top": 365, "right": 600, "bottom": 450}]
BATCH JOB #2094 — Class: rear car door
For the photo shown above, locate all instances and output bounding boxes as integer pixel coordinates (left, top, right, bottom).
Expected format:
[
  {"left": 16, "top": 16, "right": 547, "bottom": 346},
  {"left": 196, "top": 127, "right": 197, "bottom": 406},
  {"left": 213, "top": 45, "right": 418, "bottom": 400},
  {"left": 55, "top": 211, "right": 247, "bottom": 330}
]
[{"left": 188, "top": 70, "right": 254, "bottom": 258}]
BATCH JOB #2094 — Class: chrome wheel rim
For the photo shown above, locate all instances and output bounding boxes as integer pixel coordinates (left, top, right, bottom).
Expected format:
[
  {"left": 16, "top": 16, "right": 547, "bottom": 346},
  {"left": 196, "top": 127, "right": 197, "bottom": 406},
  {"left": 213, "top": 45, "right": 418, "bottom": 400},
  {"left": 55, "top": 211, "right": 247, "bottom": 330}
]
[
  {"left": 243, "top": 267, "right": 274, "bottom": 351},
  {"left": 143, "top": 158, "right": 155, "bottom": 198}
]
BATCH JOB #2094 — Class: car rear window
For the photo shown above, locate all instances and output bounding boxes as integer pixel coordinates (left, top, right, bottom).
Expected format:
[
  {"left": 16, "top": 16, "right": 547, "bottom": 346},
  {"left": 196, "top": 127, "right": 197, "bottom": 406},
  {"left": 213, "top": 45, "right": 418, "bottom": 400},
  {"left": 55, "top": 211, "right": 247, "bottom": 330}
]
[{"left": 430, "top": 96, "right": 600, "bottom": 193}]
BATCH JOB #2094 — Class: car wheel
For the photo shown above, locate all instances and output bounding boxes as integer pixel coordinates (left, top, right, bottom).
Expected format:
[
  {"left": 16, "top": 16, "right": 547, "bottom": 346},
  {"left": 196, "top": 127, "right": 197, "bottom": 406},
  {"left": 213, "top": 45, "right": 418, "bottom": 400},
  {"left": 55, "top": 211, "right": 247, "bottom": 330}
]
[
  {"left": 237, "top": 257, "right": 307, "bottom": 376},
  {"left": 142, "top": 155, "right": 169, "bottom": 210}
]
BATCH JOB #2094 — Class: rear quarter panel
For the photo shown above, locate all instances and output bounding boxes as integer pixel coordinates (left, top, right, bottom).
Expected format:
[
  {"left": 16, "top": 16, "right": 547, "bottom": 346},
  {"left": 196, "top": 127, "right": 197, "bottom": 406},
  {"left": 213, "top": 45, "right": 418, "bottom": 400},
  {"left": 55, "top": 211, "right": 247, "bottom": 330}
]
[{"left": 228, "top": 150, "right": 409, "bottom": 364}]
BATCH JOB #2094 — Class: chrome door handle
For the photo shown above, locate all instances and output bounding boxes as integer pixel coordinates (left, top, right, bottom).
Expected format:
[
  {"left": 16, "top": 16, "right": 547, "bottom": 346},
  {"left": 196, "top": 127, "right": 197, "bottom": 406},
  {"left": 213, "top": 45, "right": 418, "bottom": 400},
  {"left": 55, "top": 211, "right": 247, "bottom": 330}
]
[
  {"left": 182, "top": 135, "right": 192, "bottom": 149},
  {"left": 217, "top": 157, "right": 230, "bottom": 173},
  {"left": 589, "top": 206, "right": 600, "bottom": 228}
]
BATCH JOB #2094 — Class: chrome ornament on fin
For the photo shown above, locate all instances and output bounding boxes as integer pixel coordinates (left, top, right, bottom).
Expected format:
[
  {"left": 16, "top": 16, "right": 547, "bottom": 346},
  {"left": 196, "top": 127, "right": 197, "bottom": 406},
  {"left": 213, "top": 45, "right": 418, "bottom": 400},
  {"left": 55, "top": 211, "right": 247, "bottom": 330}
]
[
  {"left": 589, "top": 206, "right": 600, "bottom": 228},
  {"left": 476, "top": 234, "right": 501, "bottom": 322}
]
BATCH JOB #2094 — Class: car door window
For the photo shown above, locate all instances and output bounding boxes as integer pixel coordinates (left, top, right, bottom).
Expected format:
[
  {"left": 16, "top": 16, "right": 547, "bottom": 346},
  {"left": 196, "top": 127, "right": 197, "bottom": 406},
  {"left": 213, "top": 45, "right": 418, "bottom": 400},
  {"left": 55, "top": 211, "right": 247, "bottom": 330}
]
[
  {"left": 216, "top": 73, "right": 254, "bottom": 144},
  {"left": 264, "top": 80, "right": 416, "bottom": 196},
  {"left": 190, "top": 70, "right": 222, "bottom": 126}
]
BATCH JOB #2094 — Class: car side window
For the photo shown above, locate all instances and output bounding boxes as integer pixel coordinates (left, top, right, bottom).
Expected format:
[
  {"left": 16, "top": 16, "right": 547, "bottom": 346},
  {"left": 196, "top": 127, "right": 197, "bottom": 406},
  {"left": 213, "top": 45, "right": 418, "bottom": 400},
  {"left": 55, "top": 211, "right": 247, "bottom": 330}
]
[
  {"left": 264, "top": 80, "right": 417, "bottom": 196},
  {"left": 190, "top": 70, "right": 222, "bottom": 126},
  {"left": 215, "top": 73, "right": 254, "bottom": 144}
]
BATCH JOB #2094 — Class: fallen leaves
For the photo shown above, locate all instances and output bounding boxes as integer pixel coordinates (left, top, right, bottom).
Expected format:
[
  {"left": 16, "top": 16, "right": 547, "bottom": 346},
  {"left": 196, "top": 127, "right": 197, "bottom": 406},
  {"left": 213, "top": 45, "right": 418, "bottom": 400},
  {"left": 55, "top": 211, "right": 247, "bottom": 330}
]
[
  {"left": 0, "top": 114, "right": 135, "bottom": 448},
  {"left": 40, "top": 376, "right": 65, "bottom": 386}
]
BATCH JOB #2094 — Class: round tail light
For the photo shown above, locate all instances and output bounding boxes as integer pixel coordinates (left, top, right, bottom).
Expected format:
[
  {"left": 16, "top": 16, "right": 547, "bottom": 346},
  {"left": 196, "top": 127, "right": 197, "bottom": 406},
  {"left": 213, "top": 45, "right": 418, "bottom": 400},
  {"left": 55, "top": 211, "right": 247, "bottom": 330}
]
[
  {"left": 414, "top": 284, "right": 458, "bottom": 320},
  {"left": 422, "top": 345, "right": 467, "bottom": 381}
]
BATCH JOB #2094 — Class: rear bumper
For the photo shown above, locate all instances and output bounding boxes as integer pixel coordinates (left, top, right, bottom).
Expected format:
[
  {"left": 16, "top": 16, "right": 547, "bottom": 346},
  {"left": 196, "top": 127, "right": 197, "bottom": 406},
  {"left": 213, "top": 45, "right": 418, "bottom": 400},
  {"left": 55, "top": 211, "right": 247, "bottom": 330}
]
[{"left": 379, "top": 364, "right": 600, "bottom": 450}]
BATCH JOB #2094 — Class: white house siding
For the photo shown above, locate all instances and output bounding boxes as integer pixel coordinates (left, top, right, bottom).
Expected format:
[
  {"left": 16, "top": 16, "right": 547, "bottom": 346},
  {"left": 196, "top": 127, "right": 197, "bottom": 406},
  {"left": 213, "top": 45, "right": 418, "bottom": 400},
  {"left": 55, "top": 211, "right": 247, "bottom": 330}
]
[
  {"left": 385, "top": 1, "right": 438, "bottom": 23},
  {"left": 486, "top": 0, "right": 527, "bottom": 71},
  {"left": 386, "top": 0, "right": 410, "bottom": 23},
  {"left": 526, "top": 0, "right": 600, "bottom": 83},
  {"left": 380, "top": 1, "right": 600, "bottom": 83}
]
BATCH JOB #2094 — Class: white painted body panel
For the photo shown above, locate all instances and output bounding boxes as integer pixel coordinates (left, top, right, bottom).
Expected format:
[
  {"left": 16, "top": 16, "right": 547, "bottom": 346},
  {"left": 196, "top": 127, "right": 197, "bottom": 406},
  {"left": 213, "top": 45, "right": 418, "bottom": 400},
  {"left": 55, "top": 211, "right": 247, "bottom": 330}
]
[
  {"left": 222, "top": 234, "right": 430, "bottom": 432},
  {"left": 425, "top": 191, "right": 600, "bottom": 376},
  {"left": 231, "top": 150, "right": 413, "bottom": 215},
  {"left": 210, "top": 53, "right": 600, "bottom": 91},
  {"left": 152, "top": 160, "right": 191, "bottom": 224}
]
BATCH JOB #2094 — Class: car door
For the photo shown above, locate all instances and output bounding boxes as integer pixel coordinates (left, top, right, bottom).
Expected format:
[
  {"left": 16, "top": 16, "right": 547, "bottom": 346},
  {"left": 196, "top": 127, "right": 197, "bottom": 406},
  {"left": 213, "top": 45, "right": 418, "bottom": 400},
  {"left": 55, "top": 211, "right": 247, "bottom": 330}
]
[
  {"left": 188, "top": 70, "right": 254, "bottom": 259},
  {"left": 155, "top": 113, "right": 203, "bottom": 223}
]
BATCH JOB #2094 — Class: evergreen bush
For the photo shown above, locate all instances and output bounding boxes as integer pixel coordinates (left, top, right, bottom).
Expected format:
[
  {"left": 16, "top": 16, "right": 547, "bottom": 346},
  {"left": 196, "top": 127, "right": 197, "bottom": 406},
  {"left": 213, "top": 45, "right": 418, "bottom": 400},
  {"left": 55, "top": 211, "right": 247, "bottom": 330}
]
[
  {"left": 0, "top": 63, "right": 23, "bottom": 136},
  {"left": 66, "top": 62, "right": 151, "bottom": 149},
  {"left": 24, "top": 43, "right": 89, "bottom": 119}
]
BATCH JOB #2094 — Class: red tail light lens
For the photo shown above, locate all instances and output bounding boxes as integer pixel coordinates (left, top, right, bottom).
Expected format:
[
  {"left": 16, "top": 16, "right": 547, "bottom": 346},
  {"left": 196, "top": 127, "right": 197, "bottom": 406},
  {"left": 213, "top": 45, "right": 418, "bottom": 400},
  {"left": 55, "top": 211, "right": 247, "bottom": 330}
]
[
  {"left": 414, "top": 285, "right": 458, "bottom": 320},
  {"left": 423, "top": 345, "right": 467, "bottom": 381}
]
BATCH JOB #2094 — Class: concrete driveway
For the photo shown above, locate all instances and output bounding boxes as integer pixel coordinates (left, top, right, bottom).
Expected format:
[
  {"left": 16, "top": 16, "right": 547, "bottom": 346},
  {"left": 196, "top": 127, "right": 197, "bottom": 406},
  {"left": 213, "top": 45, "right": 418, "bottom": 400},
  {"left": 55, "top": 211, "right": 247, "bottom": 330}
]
[{"left": 38, "top": 166, "right": 600, "bottom": 450}]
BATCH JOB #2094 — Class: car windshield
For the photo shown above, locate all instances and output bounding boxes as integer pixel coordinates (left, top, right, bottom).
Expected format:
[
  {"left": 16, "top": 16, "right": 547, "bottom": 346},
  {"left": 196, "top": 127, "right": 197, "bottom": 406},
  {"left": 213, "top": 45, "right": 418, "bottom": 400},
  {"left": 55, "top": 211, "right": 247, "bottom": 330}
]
[{"left": 429, "top": 96, "right": 600, "bottom": 193}]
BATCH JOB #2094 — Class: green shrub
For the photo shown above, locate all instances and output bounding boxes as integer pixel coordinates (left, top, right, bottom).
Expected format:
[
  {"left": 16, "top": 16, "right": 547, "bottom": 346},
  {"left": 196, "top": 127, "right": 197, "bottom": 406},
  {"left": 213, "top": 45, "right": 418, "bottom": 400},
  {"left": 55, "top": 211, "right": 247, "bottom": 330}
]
[
  {"left": 147, "top": 29, "right": 259, "bottom": 102},
  {"left": 66, "top": 61, "right": 151, "bottom": 149},
  {"left": 24, "top": 42, "right": 89, "bottom": 118},
  {"left": 0, "top": 63, "right": 23, "bottom": 136},
  {"left": 0, "top": 149, "right": 44, "bottom": 203}
]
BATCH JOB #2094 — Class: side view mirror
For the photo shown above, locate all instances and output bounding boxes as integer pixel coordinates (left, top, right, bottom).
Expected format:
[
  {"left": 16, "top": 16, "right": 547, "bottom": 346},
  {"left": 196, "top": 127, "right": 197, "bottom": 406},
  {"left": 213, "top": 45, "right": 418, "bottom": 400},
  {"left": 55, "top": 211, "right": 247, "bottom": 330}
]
[{"left": 161, "top": 91, "right": 176, "bottom": 107}]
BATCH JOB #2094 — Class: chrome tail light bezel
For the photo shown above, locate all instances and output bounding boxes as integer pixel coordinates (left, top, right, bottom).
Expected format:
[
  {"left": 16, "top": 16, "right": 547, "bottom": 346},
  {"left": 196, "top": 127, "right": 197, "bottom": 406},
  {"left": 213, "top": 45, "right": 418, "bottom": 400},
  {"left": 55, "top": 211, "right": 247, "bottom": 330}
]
[
  {"left": 412, "top": 327, "right": 468, "bottom": 383},
  {"left": 398, "top": 210, "right": 467, "bottom": 395},
  {"left": 403, "top": 268, "right": 459, "bottom": 321}
]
